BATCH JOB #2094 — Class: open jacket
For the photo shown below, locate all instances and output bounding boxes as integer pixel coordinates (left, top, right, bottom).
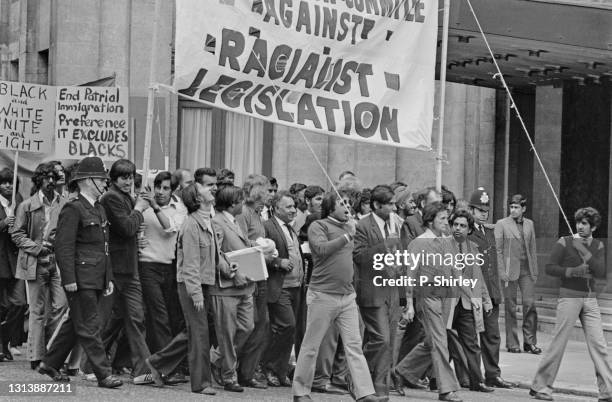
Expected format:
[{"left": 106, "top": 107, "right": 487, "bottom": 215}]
[
  {"left": 11, "top": 192, "right": 66, "bottom": 280},
  {"left": 494, "top": 216, "right": 538, "bottom": 282}
]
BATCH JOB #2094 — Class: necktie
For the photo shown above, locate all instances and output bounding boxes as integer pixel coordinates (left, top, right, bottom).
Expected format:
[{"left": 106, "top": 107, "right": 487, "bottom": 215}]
[
  {"left": 480, "top": 225, "right": 486, "bottom": 236},
  {"left": 384, "top": 222, "right": 390, "bottom": 238}
]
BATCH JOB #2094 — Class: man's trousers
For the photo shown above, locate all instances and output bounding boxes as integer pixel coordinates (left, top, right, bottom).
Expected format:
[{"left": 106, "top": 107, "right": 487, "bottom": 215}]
[
  {"left": 0, "top": 278, "right": 27, "bottom": 353},
  {"left": 149, "top": 283, "right": 212, "bottom": 393},
  {"left": 264, "top": 286, "right": 301, "bottom": 379},
  {"left": 26, "top": 264, "right": 67, "bottom": 361},
  {"left": 237, "top": 281, "right": 269, "bottom": 382},
  {"left": 139, "top": 262, "right": 174, "bottom": 353},
  {"left": 43, "top": 289, "right": 111, "bottom": 381},
  {"left": 293, "top": 291, "right": 375, "bottom": 400},
  {"left": 532, "top": 297, "right": 612, "bottom": 399},
  {"left": 504, "top": 263, "right": 538, "bottom": 348},
  {"left": 211, "top": 293, "right": 254, "bottom": 384}
]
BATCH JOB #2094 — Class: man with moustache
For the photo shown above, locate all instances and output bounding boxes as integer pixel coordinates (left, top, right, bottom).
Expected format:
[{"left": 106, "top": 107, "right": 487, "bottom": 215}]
[
  {"left": 12, "top": 162, "right": 67, "bottom": 369},
  {"left": 293, "top": 191, "right": 386, "bottom": 402},
  {"left": 37, "top": 157, "right": 122, "bottom": 388},
  {"left": 262, "top": 191, "right": 304, "bottom": 387},
  {"left": 354, "top": 185, "right": 401, "bottom": 397},
  {"left": 467, "top": 188, "right": 514, "bottom": 388}
]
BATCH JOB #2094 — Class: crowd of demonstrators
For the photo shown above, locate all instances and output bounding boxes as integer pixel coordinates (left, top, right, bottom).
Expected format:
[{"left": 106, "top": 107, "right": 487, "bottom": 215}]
[{"left": 0, "top": 156, "right": 610, "bottom": 402}]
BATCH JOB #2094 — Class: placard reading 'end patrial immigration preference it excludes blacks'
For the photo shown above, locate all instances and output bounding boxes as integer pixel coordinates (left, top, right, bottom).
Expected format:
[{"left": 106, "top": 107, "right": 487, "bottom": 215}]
[
  {"left": 55, "top": 86, "right": 128, "bottom": 161},
  {"left": 0, "top": 80, "right": 56, "bottom": 153},
  {"left": 175, "top": 0, "right": 438, "bottom": 150}
]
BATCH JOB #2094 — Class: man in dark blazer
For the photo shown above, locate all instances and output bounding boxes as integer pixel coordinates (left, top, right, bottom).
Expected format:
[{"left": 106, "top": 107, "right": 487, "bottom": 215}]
[
  {"left": 0, "top": 169, "right": 25, "bottom": 361},
  {"left": 99, "top": 159, "right": 153, "bottom": 383},
  {"left": 467, "top": 188, "right": 514, "bottom": 388},
  {"left": 494, "top": 194, "right": 540, "bottom": 354},
  {"left": 354, "top": 185, "right": 401, "bottom": 396},
  {"left": 37, "top": 157, "right": 122, "bottom": 388},
  {"left": 262, "top": 191, "right": 304, "bottom": 387}
]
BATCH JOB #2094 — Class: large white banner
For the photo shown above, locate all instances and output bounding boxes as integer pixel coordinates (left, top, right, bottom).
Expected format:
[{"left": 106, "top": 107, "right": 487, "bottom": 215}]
[{"left": 175, "top": 0, "right": 438, "bottom": 149}]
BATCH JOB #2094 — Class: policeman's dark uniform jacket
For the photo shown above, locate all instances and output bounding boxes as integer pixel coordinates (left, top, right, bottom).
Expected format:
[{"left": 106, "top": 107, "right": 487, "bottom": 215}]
[
  {"left": 41, "top": 157, "right": 117, "bottom": 385},
  {"left": 467, "top": 187, "right": 510, "bottom": 388}
]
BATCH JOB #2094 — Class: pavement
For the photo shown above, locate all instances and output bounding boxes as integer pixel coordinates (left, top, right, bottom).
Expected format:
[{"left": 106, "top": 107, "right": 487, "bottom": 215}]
[{"left": 0, "top": 328, "right": 608, "bottom": 401}]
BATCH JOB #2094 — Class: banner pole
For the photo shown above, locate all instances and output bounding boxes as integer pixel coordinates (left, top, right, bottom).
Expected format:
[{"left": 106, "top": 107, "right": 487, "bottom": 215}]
[
  {"left": 11, "top": 150, "right": 18, "bottom": 213},
  {"left": 435, "top": 0, "right": 450, "bottom": 192},
  {"left": 141, "top": 0, "right": 162, "bottom": 188}
]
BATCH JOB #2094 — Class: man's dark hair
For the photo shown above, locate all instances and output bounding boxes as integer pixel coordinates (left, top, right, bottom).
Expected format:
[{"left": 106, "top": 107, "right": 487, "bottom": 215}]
[
  {"left": 195, "top": 167, "right": 217, "bottom": 184},
  {"left": 109, "top": 159, "right": 136, "bottom": 182},
  {"left": 154, "top": 171, "right": 173, "bottom": 189},
  {"left": 370, "top": 185, "right": 394, "bottom": 210},
  {"left": 441, "top": 185, "right": 456, "bottom": 207},
  {"left": 414, "top": 186, "right": 438, "bottom": 210},
  {"left": 0, "top": 168, "right": 14, "bottom": 186},
  {"left": 575, "top": 207, "right": 602, "bottom": 229},
  {"left": 134, "top": 173, "right": 142, "bottom": 190},
  {"left": 218, "top": 168, "right": 235, "bottom": 185},
  {"left": 356, "top": 189, "right": 371, "bottom": 214},
  {"left": 321, "top": 191, "right": 340, "bottom": 219},
  {"left": 304, "top": 185, "right": 324, "bottom": 201},
  {"left": 268, "top": 176, "right": 278, "bottom": 187},
  {"left": 270, "top": 190, "right": 294, "bottom": 214},
  {"left": 289, "top": 183, "right": 307, "bottom": 195},
  {"left": 449, "top": 209, "right": 474, "bottom": 232},
  {"left": 31, "top": 162, "right": 59, "bottom": 193},
  {"left": 182, "top": 183, "right": 201, "bottom": 214},
  {"left": 509, "top": 194, "right": 527, "bottom": 207},
  {"left": 215, "top": 185, "right": 244, "bottom": 212},
  {"left": 65, "top": 162, "right": 79, "bottom": 193},
  {"left": 422, "top": 201, "right": 447, "bottom": 228},
  {"left": 338, "top": 170, "right": 355, "bottom": 180}
]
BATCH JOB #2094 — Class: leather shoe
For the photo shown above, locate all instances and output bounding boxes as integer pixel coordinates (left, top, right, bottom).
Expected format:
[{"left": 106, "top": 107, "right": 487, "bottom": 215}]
[
  {"left": 393, "top": 369, "right": 428, "bottom": 390},
  {"left": 486, "top": 376, "right": 514, "bottom": 388},
  {"left": 524, "top": 344, "right": 542, "bottom": 354},
  {"left": 356, "top": 394, "right": 389, "bottom": 402},
  {"left": 293, "top": 396, "right": 313, "bottom": 402},
  {"left": 98, "top": 375, "right": 123, "bottom": 388},
  {"left": 439, "top": 391, "right": 463, "bottom": 402},
  {"left": 164, "top": 372, "right": 188, "bottom": 385},
  {"left": 2, "top": 350, "right": 13, "bottom": 361},
  {"left": 239, "top": 378, "right": 268, "bottom": 389},
  {"left": 390, "top": 370, "right": 405, "bottom": 396},
  {"left": 598, "top": 398, "right": 612, "bottom": 402},
  {"left": 529, "top": 389, "right": 553, "bottom": 400},
  {"left": 30, "top": 360, "right": 41, "bottom": 370},
  {"left": 312, "top": 384, "right": 349, "bottom": 395},
  {"left": 266, "top": 370, "right": 281, "bottom": 387},
  {"left": 279, "top": 376, "right": 292, "bottom": 387},
  {"left": 38, "top": 362, "right": 70, "bottom": 382},
  {"left": 470, "top": 382, "right": 495, "bottom": 392},
  {"left": 224, "top": 382, "right": 244, "bottom": 392},
  {"left": 198, "top": 387, "right": 216, "bottom": 395},
  {"left": 507, "top": 347, "right": 522, "bottom": 353}
]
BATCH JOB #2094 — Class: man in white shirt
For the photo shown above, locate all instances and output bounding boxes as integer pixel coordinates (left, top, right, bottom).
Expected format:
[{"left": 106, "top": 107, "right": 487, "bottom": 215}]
[{"left": 138, "top": 172, "right": 187, "bottom": 374}]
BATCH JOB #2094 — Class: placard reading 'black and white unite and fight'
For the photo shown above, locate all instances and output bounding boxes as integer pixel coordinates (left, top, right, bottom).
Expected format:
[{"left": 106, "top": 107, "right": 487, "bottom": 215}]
[
  {"left": 55, "top": 86, "right": 129, "bottom": 161},
  {"left": 175, "top": 0, "right": 438, "bottom": 150}
]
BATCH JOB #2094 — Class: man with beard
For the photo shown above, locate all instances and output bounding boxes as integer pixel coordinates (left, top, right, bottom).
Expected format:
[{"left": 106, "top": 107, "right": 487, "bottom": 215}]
[
  {"left": 467, "top": 188, "right": 514, "bottom": 389},
  {"left": 12, "top": 162, "right": 68, "bottom": 369}
]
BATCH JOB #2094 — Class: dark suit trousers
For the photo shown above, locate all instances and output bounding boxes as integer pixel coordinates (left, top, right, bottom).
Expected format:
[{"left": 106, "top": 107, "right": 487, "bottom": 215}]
[
  {"left": 139, "top": 262, "right": 174, "bottom": 353},
  {"left": 452, "top": 303, "right": 484, "bottom": 386},
  {"left": 0, "top": 278, "right": 27, "bottom": 350},
  {"left": 397, "top": 306, "right": 425, "bottom": 363},
  {"left": 238, "top": 281, "right": 269, "bottom": 381},
  {"left": 447, "top": 329, "right": 470, "bottom": 385},
  {"left": 104, "top": 274, "right": 151, "bottom": 376},
  {"left": 149, "top": 283, "right": 212, "bottom": 392},
  {"left": 44, "top": 290, "right": 111, "bottom": 381},
  {"left": 480, "top": 303, "right": 501, "bottom": 380},
  {"left": 360, "top": 296, "right": 399, "bottom": 396},
  {"left": 264, "top": 286, "right": 301, "bottom": 378},
  {"left": 294, "top": 283, "right": 308, "bottom": 358}
]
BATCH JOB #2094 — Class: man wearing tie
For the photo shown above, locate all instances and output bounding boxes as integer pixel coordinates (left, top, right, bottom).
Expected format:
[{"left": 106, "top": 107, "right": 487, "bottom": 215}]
[
  {"left": 494, "top": 194, "right": 541, "bottom": 354},
  {"left": 467, "top": 188, "right": 514, "bottom": 388},
  {"left": 262, "top": 191, "right": 303, "bottom": 387},
  {"left": 354, "top": 185, "right": 401, "bottom": 397}
]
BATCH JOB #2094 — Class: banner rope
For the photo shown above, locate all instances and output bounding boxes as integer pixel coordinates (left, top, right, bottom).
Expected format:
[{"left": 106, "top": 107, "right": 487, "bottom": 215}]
[{"left": 464, "top": 0, "right": 574, "bottom": 235}]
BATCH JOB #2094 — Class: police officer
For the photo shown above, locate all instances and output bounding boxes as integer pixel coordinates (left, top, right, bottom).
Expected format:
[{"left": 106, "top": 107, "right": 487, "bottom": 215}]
[
  {"left": 37, "top": 157, "right": 122, "bottom": 388},
  {"left": 467, "top": 188, "right": 514, "bottom": 389}
]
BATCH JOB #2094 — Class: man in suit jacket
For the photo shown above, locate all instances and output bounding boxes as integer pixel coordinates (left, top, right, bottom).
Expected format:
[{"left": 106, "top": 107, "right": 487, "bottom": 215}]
[
  {"left": 354, "top": 185, "right": 401, "bottom": 397},
  {"left": 210, "top": 185, "right": 255, "bottom": 392},
  {"left": 0, "top": 169, "right": 25, "bottom": 362},
  {"left": 467, "top": 188, "right": 514, "bottom": 388},
  {"left": 494, "top": 194, "right": 541, "bottom": 354},
  {"left": 262, "top": 191, "right": 304, "bottom": 387},
  {"left": 99, "top": 159, "right": 153, "bottom": 382}
]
